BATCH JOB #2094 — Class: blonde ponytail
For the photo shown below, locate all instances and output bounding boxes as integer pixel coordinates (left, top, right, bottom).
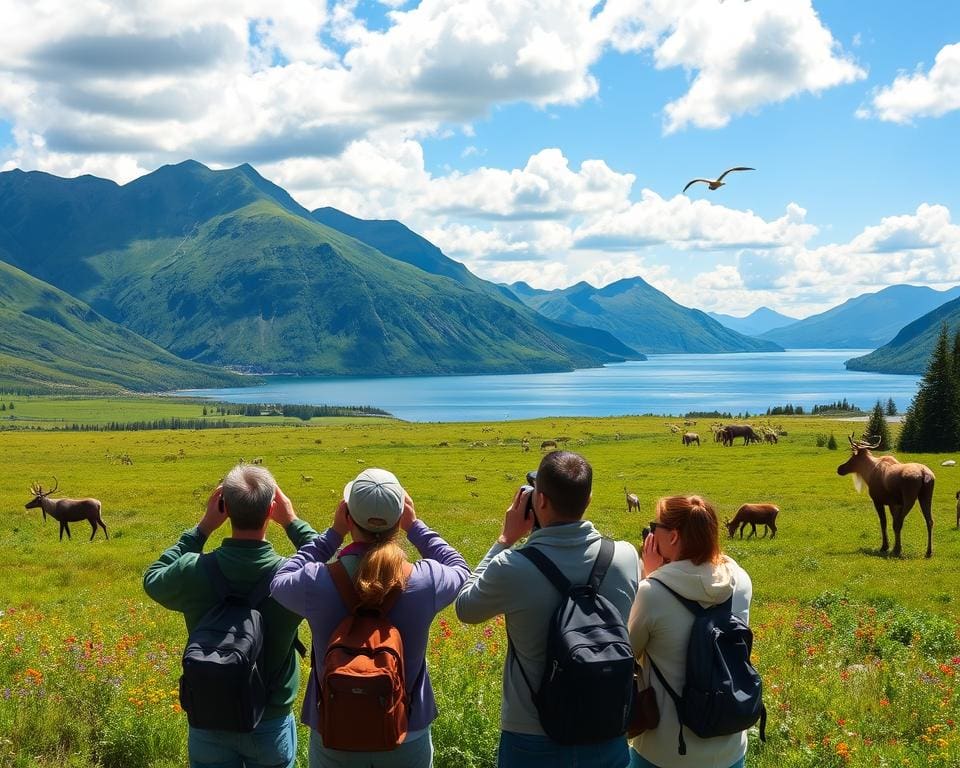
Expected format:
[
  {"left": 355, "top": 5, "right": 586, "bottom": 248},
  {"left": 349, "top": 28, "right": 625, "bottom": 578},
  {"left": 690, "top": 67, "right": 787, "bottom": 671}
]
[{"left": 354, "top": 526, "right": 408, "bottom": 606}]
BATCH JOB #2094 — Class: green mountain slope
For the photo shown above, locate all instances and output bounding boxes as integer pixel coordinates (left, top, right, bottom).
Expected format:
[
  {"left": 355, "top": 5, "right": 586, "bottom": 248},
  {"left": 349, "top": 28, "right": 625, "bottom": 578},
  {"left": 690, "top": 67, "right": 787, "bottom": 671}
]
[
  {"left": 509, "top": 277, "right": 783, "bottom": 354},
  {"left": 0, "top": 162, "right": 632, "bottom": 376},
  {"left": 845, "top": 297, "right": 960, "bottom": 374},
  {"left": 760, "top": 284, "right": 960, "bottom": 349},
  {"left": 311, "top": 207, "right": 640, "bottom": 360},
  {"left": 0, "top": 260, "right": 249, "bottom": 393}
]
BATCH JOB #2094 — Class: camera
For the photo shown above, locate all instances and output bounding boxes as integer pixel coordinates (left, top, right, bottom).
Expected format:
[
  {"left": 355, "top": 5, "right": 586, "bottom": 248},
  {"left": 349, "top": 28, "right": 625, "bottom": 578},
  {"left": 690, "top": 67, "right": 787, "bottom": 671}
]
[
  {"left": 641, "top": 526, "right": 651, "bottom": 540},
  {"left": 520, "top": 471, "right": 538, "bottom": 528}
]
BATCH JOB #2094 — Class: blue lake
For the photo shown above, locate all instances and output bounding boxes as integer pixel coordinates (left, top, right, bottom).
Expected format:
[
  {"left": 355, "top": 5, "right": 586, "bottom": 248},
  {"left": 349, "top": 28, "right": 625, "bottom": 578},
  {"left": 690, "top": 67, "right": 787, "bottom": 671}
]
[{"left": 180, "top": 349, "right": 922, "bottom": 423}]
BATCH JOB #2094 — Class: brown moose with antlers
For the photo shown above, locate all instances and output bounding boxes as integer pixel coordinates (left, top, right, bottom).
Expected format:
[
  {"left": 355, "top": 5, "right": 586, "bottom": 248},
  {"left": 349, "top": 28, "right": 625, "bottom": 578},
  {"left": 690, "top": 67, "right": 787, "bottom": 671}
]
[
  {"left": 25, "top": 478, "right": 108, "bottom": 541},
  {"left": 836, "top": 434, "right": 934, "bottom": 558}
]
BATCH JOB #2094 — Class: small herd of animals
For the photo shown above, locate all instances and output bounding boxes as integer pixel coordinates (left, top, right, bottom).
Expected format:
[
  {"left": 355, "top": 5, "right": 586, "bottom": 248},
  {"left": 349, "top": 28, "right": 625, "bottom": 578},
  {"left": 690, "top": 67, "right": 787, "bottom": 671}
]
[{"left": 23, "top": 432, "right": 958, "bottom": 557}]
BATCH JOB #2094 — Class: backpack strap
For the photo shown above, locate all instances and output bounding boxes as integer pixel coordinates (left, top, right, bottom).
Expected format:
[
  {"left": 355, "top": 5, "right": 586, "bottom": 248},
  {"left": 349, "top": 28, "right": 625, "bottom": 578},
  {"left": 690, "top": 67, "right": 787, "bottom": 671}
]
[
  {"left": 329, "top": 559, "right": 360, "bottom": 613},
  {"left": 329, "top": 558, "right": 414, "bottom": 615},
  {"left": 586, "top": 538, "right": 615, "bottom": 590},
  {"left": 649, "top": 658, "right": 687, "bottom": 756},
  {"left": 517, "top": 546, "right": 570, "bottom": 594}
]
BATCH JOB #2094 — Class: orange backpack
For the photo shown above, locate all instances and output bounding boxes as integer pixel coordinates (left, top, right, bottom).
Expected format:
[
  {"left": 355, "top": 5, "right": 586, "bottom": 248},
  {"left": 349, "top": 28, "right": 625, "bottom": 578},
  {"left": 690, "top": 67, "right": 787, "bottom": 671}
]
[{"left": 315, "top": 559, "right": 412, "bottom": 752}]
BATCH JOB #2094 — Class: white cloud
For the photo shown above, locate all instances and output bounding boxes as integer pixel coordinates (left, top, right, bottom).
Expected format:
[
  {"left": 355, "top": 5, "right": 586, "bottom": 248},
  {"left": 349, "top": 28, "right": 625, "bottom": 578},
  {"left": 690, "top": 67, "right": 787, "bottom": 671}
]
[
  {"left": 598, "top": 0, "right": 864, "bottom": 133},
  {"left": 0, "top": 0, "right": 862, "bottom": 178},
  {"left": 861, "top": 42, "right": 960, "bottom": 123}
]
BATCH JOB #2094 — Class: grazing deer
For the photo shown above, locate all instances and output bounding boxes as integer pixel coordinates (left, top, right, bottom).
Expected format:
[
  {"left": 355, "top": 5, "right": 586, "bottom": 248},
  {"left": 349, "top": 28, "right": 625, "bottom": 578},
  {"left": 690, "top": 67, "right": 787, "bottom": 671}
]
[
  {"left": 540, "top": 440, "right": 557, "bottom": 451},
  {"left": 725, "top": 504, "right": 779, "bottom": 539},
  {"left": 837, "top": 434, "right": 934, "bottom": 558},
  {"left": 300, "top": 473, "right": 313, "bottom": 483},
  {"left": 624, "top": 487, "right": 640, "bottom": 514},
  {"left": 25, "top": 478, "right": 108, "bottom": 541}
]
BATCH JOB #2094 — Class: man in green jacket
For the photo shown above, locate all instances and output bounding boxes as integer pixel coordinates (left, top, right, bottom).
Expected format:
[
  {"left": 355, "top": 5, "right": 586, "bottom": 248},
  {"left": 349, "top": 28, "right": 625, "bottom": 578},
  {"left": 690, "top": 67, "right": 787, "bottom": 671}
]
[{"left": 144, "top": 463, "right": 322, "bottom": 768}]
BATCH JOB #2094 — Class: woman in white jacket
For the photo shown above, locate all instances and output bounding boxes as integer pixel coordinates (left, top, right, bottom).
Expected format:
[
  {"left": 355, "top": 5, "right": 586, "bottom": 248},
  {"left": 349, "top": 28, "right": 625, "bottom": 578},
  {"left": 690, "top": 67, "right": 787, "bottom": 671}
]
[{"left": 627, "top": 495, "right": 753, "bottom": 768}]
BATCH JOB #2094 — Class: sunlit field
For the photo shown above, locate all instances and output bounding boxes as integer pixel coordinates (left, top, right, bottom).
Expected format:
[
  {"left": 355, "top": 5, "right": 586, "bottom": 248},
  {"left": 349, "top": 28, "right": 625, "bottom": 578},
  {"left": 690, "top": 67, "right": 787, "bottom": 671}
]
[{"left": 2, "top": 408, "right": 958, "bottom": 767}]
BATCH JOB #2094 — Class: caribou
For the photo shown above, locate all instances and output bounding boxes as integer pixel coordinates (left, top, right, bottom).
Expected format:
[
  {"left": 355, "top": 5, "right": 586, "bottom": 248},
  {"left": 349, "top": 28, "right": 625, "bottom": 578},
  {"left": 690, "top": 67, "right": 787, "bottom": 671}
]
[
  {"left": 837, "top": 434, "right": 934, "bottom": 558},
  {"left": 25, "top": 478, "right": 108, "bottom": 541},
  {"left": 682, "top": 432, "right": 700, "bottom": 446},
  {"left": 624, "top": 487, "right": 640, "bottom": 513},
  {"left": 725, "top": 503, "right": 779, "bottom": 539}
]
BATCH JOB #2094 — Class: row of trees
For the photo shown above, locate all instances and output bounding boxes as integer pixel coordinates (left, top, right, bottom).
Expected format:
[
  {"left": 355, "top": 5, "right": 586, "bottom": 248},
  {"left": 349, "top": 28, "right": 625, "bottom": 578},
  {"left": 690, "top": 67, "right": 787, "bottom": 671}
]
[{"left": 200, "top": 403, "right": 391, "bottom": 420}]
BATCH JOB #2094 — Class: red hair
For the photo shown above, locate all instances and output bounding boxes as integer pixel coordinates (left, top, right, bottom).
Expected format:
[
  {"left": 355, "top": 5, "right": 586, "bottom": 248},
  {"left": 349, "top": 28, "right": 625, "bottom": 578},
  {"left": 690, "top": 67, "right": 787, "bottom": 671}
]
[{"left": 656, "top": 495, "right": 722, "bottom": 566}]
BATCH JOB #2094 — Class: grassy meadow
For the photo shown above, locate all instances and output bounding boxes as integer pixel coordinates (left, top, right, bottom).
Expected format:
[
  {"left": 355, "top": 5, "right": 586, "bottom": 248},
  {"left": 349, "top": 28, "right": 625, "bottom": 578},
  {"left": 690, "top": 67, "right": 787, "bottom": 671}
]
[{"left": 1, "top": 406, "right": 959, "bottom": 767}]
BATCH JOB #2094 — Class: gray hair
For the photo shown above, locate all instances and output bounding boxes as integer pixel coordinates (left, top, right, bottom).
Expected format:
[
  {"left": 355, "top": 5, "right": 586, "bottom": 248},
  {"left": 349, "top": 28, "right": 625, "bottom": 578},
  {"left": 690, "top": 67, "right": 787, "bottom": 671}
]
[{"left": 222, "top": 464, "right": 277, "bottom": 530}]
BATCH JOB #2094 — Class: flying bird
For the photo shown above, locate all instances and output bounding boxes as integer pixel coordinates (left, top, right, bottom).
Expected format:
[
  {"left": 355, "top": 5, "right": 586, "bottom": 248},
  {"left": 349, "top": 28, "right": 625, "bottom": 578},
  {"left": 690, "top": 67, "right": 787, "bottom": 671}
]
[{"left": 683, "top": 167, "right": 755, "bottom": 194}]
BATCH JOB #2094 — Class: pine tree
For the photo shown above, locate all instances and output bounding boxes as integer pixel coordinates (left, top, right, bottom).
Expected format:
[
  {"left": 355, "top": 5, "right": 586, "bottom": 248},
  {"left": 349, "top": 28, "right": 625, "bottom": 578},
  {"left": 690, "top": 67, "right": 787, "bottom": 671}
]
[
  {"left": 864, "top": 400, "right": 891, "bottom": 450},
  {"left": 885, "top": 397, "right": 897, "bottom": 416},
  {"left": 899, "top": 323, "right": 960, "bottom": 452}
]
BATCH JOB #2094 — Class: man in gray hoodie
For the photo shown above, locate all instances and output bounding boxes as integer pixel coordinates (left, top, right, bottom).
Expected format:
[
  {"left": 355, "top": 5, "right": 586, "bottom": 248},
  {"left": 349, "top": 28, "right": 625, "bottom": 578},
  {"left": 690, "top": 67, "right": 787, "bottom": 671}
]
[{"left": 456, "top": 451, "right": 640, "bottom": 768}]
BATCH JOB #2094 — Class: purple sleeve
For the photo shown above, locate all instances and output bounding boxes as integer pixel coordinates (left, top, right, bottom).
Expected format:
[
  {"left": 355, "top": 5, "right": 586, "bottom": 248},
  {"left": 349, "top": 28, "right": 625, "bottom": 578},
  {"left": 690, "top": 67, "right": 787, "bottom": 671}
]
[
  {"left": 270, "top": 527, "right": 344, "bottom": 617},
  {"left": 406, "top": 520, "right": 470, "bottom": 613}
]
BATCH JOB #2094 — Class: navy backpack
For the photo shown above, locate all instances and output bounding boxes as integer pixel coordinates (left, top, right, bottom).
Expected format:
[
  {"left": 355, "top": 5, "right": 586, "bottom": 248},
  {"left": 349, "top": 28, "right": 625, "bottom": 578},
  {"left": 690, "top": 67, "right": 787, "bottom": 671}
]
[{"left": 649, "top": 579, "right": 767, "bottom": 754}]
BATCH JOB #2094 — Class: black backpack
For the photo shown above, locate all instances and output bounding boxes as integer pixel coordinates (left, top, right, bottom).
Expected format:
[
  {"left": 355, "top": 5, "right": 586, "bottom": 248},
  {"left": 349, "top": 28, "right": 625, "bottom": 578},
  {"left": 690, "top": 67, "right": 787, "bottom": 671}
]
[
  {"left": 649, "top": 579, "right": 767, "bottom": 755},
  {"left": 179, "top": 554, "right": 278, "bottom": 732},
  {"left": 510, "top": 538, "right": 635, "bottom": 744}
]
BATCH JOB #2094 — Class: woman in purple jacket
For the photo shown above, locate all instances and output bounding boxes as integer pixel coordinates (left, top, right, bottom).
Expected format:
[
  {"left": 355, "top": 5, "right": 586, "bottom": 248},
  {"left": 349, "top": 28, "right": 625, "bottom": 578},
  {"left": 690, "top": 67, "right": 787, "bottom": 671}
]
[{"left": 271, "top": 468, "right": 470, "bottom": 768}]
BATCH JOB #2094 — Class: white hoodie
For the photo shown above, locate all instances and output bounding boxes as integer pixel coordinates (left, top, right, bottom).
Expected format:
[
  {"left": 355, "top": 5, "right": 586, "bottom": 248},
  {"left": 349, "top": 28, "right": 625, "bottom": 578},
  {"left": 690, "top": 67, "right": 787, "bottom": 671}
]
[{"left": 627, "top": 556, "right": 752, "bottom": 768}]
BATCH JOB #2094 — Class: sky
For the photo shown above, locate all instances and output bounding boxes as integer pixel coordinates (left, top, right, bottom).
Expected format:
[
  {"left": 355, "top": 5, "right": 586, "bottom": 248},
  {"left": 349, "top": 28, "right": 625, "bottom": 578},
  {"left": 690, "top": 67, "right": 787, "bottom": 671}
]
[{"left": 1, "top": 0, "right": 959, "bottom": 318}]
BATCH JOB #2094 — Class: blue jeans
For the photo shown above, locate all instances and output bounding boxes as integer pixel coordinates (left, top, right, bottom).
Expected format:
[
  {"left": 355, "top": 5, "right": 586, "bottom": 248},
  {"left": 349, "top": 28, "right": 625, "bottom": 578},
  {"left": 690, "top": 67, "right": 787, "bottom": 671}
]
[
  {"left": 188, "top": 714, "right": 297, "bottom": 768},
  {"left": 628, "top": 749, "right": 745, "bottom": 768},
  {"left": 498, "top": 731, "right": 629, "bottom": 768},
  {"left": 308, "top": 726, "right": 433, "bottom": 767}
]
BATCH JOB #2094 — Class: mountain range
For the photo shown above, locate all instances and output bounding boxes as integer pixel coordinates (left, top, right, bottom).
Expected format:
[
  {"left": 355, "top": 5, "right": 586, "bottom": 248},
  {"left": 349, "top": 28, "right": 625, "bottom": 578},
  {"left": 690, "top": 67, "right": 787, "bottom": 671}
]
[
  {"left": 3, "top": 159, "right": 959, "bottom": 392},
  {"left": 509, "top": 278, "right": 782, "bottom": 354},
  {"left": 0, "top": 161, "right": 635, "bottom": 390},
  {"left": 758, "top": 284, "right": 960, "bottom": 349},
  {"left": 707, "top": 307, "right": 796, "bottom": 337},
  {"left": 845, "top": 296, "right": 960, "bottom": 374}
]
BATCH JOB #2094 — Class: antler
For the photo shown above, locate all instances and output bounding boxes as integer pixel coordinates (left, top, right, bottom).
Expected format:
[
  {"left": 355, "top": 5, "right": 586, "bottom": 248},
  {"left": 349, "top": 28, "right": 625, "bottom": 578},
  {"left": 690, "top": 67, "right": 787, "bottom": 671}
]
[
  {"left": 48, "top": 476, "right": 58, "bottom": 494},
  {"left": 849, "top": 432, "right": 881, "bottom": 450},
  {"left": 29, "top": 481, "right": 42, "bottom": 496}
]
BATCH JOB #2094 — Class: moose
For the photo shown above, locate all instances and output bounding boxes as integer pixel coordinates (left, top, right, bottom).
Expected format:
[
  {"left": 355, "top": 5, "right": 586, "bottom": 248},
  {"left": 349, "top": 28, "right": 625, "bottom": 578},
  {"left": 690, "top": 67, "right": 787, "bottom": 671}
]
[
  {"left": 725, "top": 503, "right": 779, "bottom": 539},
  {"left": 25, "top": 478, "right": 108, "bottom": 541},
  {"left": 837, "top": 434, "right": 934, "bottom": 558},
  {"left": 682, "top": 432, "right": 700, "bottom": 446},
  {"left": 624, "top": 487, "right": 640, "bottom": 513}
]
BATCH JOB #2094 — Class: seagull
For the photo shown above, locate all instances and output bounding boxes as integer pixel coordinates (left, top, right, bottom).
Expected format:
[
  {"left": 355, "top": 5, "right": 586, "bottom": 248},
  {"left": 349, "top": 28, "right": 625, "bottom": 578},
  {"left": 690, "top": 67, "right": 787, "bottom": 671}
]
[{"left": 683, "top": 167, "right": 755, "bottom": 194}]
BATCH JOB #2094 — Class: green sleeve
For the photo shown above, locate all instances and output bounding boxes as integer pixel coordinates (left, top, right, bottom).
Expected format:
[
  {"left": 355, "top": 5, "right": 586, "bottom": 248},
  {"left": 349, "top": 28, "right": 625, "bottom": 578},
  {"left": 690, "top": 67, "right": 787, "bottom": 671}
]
[
  {"left": 143, "top": 526, "right": 206, "bottom": 611},
  {"left": 284, "top": 518, "right": 320, "bottom": 550}
]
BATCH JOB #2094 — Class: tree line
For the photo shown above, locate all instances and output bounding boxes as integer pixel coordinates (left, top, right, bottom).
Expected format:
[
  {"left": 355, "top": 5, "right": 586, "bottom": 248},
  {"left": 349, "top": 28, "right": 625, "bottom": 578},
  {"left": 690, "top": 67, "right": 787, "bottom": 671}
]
[{"left": 898, "top": 323, "right": 960, "bottom": 452}]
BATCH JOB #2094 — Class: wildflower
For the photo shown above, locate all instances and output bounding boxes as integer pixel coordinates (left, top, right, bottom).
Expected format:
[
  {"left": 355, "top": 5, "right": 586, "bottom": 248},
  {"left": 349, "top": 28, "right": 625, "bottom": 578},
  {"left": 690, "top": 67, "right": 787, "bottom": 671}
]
[
  {"left": 880, "top": 698, "right": 890, "bottom": 707},
  {"left": 473, "top": 642, "right": 486, "bottom": 654},
  {"left": 483, "top": 626, "right": 494, "bottom": 639}
]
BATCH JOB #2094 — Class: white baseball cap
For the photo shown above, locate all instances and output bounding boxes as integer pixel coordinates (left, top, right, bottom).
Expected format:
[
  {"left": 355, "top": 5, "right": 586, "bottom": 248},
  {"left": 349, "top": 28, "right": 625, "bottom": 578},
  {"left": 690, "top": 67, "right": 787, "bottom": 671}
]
[{"left": 343, "top": 468, "right": 405, "bottom": 532}]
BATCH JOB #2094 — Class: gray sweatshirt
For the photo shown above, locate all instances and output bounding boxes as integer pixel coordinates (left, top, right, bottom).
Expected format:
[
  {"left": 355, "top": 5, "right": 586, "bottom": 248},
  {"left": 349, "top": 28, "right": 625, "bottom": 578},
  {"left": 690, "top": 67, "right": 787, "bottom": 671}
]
[
  {"left": 455, "top": 520, "right": 640, "bottom": 736},
  {"left": 628, "top": 556, "right": 753, "bottom": 768}
]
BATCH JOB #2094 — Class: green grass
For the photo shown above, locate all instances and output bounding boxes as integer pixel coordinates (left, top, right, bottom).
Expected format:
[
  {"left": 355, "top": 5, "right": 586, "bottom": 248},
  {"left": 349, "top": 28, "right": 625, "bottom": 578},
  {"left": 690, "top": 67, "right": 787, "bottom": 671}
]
[
  {"left": 1, "top": 408, "right": 959, "bottom": 767},
  {"left": 0, "top": 395, "right": 393, "bottom": 429}
]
